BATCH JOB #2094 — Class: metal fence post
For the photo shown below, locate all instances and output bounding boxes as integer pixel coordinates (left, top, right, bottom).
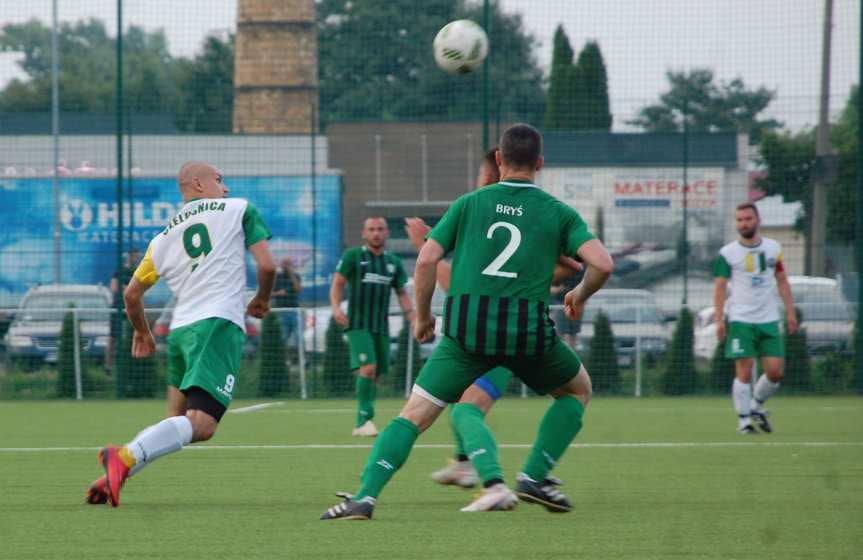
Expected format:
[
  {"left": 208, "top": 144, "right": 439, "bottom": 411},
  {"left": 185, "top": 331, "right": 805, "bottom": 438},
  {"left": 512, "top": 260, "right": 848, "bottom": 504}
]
[
  {"left": 635, "top": 305, "right": 642, "bottom": 397},
  {"left": 73, "top": 308, "right": 83, "bottom": 400},
  {"left": 297, "top": 308, "right": 307, "bottom": 400},
  {"left": 405, "top": 332, "right": 415, "bottom": 398}
]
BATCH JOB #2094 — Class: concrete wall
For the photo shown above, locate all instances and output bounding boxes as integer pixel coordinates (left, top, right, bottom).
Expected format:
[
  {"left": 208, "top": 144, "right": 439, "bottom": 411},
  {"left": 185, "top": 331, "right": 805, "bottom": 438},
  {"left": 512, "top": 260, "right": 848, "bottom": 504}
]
[{"left": 327, "top": 122, "right": 492, "bottom": 246}]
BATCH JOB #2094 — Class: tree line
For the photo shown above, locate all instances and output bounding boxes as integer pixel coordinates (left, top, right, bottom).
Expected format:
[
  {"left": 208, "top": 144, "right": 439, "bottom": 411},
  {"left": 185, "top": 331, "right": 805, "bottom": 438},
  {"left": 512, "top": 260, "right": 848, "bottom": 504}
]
[{"left": 0, "top": 3, "right": 857, "bottom": 248}]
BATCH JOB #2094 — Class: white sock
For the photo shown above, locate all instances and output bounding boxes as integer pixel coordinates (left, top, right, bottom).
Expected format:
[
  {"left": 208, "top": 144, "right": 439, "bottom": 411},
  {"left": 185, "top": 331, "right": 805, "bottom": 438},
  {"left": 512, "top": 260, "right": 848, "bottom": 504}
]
[
  {"left": 732, "top": 378, "right": 752, "bottom": 426},
  {"left": 751, "top": 375, "right": 780, "bottom": 411},
  {"left": 126, "top": 416, "right": 193, "bottom": 476}
]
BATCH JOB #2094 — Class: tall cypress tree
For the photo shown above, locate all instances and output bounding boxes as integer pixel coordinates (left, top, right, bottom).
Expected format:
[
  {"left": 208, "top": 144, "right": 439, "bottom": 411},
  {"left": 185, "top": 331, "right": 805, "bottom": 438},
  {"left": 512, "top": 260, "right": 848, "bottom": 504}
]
[
  {"left": 544, "top": 24, "right": 576, "bottom": 130},
  {"left": 573, "top": 41, "right": 612, "bottom": 130}
]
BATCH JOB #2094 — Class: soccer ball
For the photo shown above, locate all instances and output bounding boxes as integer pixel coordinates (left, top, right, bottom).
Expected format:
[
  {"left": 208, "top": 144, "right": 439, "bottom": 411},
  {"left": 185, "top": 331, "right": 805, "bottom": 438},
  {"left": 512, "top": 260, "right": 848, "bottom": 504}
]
[{"left": 433, "top": 19, "right": 489, "bottom": 75}]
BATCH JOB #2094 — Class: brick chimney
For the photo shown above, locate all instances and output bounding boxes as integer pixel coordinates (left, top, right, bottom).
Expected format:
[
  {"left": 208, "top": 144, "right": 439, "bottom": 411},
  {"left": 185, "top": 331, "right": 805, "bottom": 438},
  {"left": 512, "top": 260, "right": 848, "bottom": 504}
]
[{"left": 233, "top": 0, "right": 318, "bottom": 133}]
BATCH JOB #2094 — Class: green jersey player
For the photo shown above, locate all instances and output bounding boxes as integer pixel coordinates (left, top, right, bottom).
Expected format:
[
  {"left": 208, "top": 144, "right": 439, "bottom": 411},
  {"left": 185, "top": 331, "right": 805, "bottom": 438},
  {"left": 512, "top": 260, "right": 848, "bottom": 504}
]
[
  {"left": 321, "top": 124, "right": 614, "bottom": 520},
  {"left": 85, "top": 161, "right": 275, "bottom": 507},
  {"left": 330, "top": 217, "right": 413, "bottom": 436},
  {"left": 714, "top": 202, "right": 796, "bottom": 434}
]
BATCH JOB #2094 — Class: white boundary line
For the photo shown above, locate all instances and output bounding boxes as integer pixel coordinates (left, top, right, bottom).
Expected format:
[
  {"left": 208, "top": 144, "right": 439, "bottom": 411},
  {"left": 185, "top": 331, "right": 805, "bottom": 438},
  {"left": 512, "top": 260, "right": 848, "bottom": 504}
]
[
  {"left": 228, "top": 402, "right": 285, "bottom": 414},
  {"left": 1, "top": 441, "right": 861, "bottom": 453}
]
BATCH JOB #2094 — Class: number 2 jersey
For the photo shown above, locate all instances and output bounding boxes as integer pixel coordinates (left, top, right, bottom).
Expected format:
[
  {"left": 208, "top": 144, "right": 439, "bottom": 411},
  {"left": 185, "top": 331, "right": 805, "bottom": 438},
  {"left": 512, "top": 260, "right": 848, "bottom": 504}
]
[
  {"left": 713, "top": 237, "right": 784, "bottom": 324},
  {"left": 428, "top": 179, "right": 594, "bottom": 357},
  {"left": 133, "top": 197, "right": 271, "bottom": 331}
]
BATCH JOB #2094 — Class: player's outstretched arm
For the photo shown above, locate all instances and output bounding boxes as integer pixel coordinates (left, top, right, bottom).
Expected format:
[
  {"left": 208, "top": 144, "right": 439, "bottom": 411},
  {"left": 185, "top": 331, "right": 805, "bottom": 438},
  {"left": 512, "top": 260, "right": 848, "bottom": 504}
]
[
  {"left": 247, "top": 240, "right": 276, "bottom": 319},
  {"left": 405, "top": 217, "right": 452, "bottom": 292},
  {"left": 414, "top": 238, "right": 445, "bottom": 342},
  {"left": 775, "top": 268, "right": 797, "bottom": 334},
  {"left": 713, "top": 277, "right": 729, "bottom": 341},
  {"left": 123, "top": 277, "right": 155, "bottom": 358},
  {"left": 565, "top": 239, "right": 614, "bottom": 320}
]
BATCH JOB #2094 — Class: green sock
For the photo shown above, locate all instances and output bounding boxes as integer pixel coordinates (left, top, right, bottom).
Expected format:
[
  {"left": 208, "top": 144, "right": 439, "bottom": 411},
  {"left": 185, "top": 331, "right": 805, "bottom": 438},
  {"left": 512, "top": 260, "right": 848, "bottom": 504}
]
[
  {"left": 356, "top": 376, "right": 375, "bottom": 428},
  {"left": 451, "top": 403, "right": 503, "bottom": 485},
  {"left": 355, "top": 417, "right": 419, "bottom": 500},
  {"left": 521, "top": 396, "right": 585, "bottom": 481},
  {"left": 448, "top": 405, "right": 468, "bottom": 460}
]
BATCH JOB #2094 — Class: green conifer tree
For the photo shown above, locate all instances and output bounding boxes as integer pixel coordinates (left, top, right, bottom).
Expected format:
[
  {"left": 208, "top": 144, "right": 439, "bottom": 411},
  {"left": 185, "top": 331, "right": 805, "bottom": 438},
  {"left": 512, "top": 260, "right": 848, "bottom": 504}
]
[
  {"left": 588, "top": 311, "right": 620, "bottom": 393},
  {"left": 258, "top": 312, "right": 290, "bottom": 397},
  {"left": 322, "top": 317, "right": 351, "bottom": 396},
  {"left": 662, "top": 308, "right": 696, "bottom": 395}
]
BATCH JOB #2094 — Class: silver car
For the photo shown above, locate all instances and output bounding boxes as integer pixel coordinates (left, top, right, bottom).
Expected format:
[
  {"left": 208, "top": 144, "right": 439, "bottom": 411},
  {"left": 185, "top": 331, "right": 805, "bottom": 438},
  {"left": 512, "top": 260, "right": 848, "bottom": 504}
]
[
  {"left": 4, "top": 284, "right": 112, "bottom": 364},
  {"left": 574, "top": 289, "right": 670, "bottom": 366}
]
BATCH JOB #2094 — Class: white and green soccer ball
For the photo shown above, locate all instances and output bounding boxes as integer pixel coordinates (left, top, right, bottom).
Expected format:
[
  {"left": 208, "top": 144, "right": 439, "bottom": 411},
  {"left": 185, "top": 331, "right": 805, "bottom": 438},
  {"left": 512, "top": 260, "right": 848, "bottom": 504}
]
[{"left": 433, "top": 19, "right": 489, "bottom": 75}]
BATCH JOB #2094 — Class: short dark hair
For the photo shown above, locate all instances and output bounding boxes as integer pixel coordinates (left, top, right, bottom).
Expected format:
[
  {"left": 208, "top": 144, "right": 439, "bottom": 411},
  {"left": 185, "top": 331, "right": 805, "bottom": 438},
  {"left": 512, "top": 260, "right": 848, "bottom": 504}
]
[
  {"left": 736, "top": 202, "right": 759, "bottom": 217},
  {"left": 499, "top": 123, "right": 543, "bottom": 168},
  {"left": 482, "top": 146, "right": 498, "bottom": 170}
]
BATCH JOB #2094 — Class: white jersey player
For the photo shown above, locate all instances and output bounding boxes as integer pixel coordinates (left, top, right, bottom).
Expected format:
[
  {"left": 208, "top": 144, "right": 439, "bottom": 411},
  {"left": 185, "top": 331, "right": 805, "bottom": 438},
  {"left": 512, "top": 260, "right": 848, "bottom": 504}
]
[
  {"left": 85, "top": 161, "right": 276, "bottom": 507},
  {"left": 713, "top": 202, "right": 796, "bottom": 434}
]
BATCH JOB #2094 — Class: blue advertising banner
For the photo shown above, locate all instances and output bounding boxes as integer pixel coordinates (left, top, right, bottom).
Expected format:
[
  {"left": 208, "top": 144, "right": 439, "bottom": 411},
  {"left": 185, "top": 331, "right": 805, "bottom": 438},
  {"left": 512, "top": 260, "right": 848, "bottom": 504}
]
[{"left": 0, "top": 175, "right": 342, "bottom": 306}]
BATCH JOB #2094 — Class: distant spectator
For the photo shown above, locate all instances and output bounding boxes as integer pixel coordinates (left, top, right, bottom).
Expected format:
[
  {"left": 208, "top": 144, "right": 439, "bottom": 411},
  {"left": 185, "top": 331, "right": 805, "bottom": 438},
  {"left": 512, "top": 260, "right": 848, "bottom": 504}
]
[
  {"left": 106, "top": 248, "right": 140, "bottom": 372},
  {"left": 272, "top": 256, "right": 302, "bottom": 344}
]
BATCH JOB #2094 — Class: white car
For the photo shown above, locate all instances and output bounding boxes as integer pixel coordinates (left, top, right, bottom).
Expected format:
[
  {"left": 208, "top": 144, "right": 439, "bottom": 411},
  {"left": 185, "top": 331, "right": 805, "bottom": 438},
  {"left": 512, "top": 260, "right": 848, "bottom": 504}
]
[
  {"left": 693, "top": 276, "right": 855, "bottom": 360},
  {"left": 303, "top": 281, "right": 445, "bottom": 360}
]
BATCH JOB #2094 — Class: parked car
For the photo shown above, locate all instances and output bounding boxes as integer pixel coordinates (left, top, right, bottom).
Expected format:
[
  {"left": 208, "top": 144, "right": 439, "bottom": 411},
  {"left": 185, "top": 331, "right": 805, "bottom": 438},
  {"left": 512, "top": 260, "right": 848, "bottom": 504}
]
[
  {"left": 303, "top": 280, "right": 445, "bottom": 360},
  {"left": 3, "top": 284, "right": 112, "bottom": 364},
  {"left": 693, "top": 276, "right": 854, "bottom": 360},
  {"left": 573, "top": 289, "right": 670, "bottom": 366},
  {"left": 152, "top": 291, "right": 261, "bottom": 356}
]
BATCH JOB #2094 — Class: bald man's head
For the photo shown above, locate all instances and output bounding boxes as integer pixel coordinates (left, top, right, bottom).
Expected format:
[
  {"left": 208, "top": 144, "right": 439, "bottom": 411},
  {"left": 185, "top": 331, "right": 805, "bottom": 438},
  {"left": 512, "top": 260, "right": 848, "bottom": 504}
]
[{"left": 177, "top": 161, "right": 228, "bottom": 200}]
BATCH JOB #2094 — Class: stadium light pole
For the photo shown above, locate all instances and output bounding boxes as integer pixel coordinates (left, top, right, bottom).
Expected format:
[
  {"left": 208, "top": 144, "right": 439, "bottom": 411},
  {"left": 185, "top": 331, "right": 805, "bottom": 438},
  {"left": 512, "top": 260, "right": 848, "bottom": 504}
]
[
  {"left": 857, "top": 5, "right": 862, "bottom": 395},
  {"left": 482, "top": 0, "right": 490, "bottom": 151},
  {"left": 811, "top": 0, "right": 834, "bottom": 276},
  {"left": 115, "top": 0, "right": 125, "bottom": 397},
  {"left": 51, "top": 0, "right": 60, "bottom": 284},
  {"left": 681, "top": 98, "right": 689, "bottom": 307}
]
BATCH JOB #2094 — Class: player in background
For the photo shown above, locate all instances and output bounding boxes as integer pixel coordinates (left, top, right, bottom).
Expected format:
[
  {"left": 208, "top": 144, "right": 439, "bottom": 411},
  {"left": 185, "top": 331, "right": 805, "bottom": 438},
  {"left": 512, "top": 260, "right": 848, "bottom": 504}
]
[
  {"left": 321, "top": 124, "right": 613, "bottom": 520},
  {"left": 85, "top": 161, "right": 275, "bottom": 506},
  {"left": 714, "top": 202, "right": 796, "bottom": 434},
  {"left": 404, "top": 147, "right": 582, "bottom": 493},
  {"left": 330, "top": 218, "right": 414, "bottom": 437}
]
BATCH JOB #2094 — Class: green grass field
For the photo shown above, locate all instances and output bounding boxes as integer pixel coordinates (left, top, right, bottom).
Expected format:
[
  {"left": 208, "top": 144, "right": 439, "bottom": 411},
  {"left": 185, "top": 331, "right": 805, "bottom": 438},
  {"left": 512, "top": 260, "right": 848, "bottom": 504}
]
[{"left": 1, "top": 396, "right": 861, "bottom": 559}]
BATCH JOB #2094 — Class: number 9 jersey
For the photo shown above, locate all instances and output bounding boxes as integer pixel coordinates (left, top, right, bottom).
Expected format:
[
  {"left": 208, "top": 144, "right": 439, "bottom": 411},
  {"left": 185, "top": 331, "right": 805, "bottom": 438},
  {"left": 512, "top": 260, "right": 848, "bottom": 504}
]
[
  {"left": 133, "top": 198, "right": 271, "bottom": 332},
  {"left": 427, "top": 179, "right": 594, "bottom": 357}
]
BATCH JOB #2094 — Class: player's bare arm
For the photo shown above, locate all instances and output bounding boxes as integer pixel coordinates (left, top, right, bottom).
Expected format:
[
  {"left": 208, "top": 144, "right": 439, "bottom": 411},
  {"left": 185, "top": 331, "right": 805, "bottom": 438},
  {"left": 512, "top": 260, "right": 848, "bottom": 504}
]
[
  {"left": 775, "top": 268, "right": 797, "bottom": 334},
  {"left": 329, "top": 272, "right": 349, "bottom": 327},
  {"left": 552, "top": 255, "right": 584, "bottom": 284},
  {"left": 564, "top": 239, "right": 613, "bottom": 321},
  {"left": 405, "top": 217, "right": 453, "bottom": 292},
  {"left": 123, "top": 277, "right": 155, "bottom": 359},
  {"left": 714, "top": 276, "right": 729, "bottom": 341},
  {"left": 414, "top": 238, "right": 445, "bottom": 342},
  {"left": 247, "top": 240, "right": 276, "bottom": 318},
  {"left": 396, "top": 287, "right": 415, "bottom": 325}
]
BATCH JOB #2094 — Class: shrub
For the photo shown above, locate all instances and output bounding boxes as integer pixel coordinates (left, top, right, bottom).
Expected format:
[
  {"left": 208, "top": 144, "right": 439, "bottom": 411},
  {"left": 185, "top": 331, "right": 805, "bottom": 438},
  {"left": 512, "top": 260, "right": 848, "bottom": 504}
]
[
  {"left": 120, "top": 321, "right": 160, "bottom": 398},
  {"left": 708, "top": 326, "right": 735, "bottom": 393},
  {"left": 783, "top": 307, "right": 812, "bottom": 393},
  {"left": 321, "top": 317, "right": 351, "bottom": 396},
  {"left": 56, "top": 311, "right": 83, "bottom": 398},
  {"left": 258, "top": 312, "right": 290, "bottom": 397},
  {"left": 661, "top": 307, "right": 696, "bottom": 395},
  {"left": 588, "top": 311, "right": 621, "bottom": 393}
]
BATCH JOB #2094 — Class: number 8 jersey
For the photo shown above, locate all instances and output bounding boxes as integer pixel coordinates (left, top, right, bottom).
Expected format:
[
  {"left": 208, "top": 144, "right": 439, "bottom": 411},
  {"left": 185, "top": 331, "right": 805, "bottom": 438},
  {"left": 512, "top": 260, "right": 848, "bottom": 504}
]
[
  {"left": 133, "top": 198, "right": 271, "bottom": 332},
  {"left": 713, "top": 237, "right": 784, "bottom": 323},
  {"left": 428, "top": 179, "right": 594, "bottom": 357}
]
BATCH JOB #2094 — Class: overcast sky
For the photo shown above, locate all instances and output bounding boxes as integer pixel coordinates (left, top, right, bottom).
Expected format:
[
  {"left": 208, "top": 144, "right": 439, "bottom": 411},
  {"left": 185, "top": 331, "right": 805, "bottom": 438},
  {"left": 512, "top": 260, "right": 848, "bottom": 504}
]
[{"left": 0, "top": 0, "right": 858, "bottom": 131}]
